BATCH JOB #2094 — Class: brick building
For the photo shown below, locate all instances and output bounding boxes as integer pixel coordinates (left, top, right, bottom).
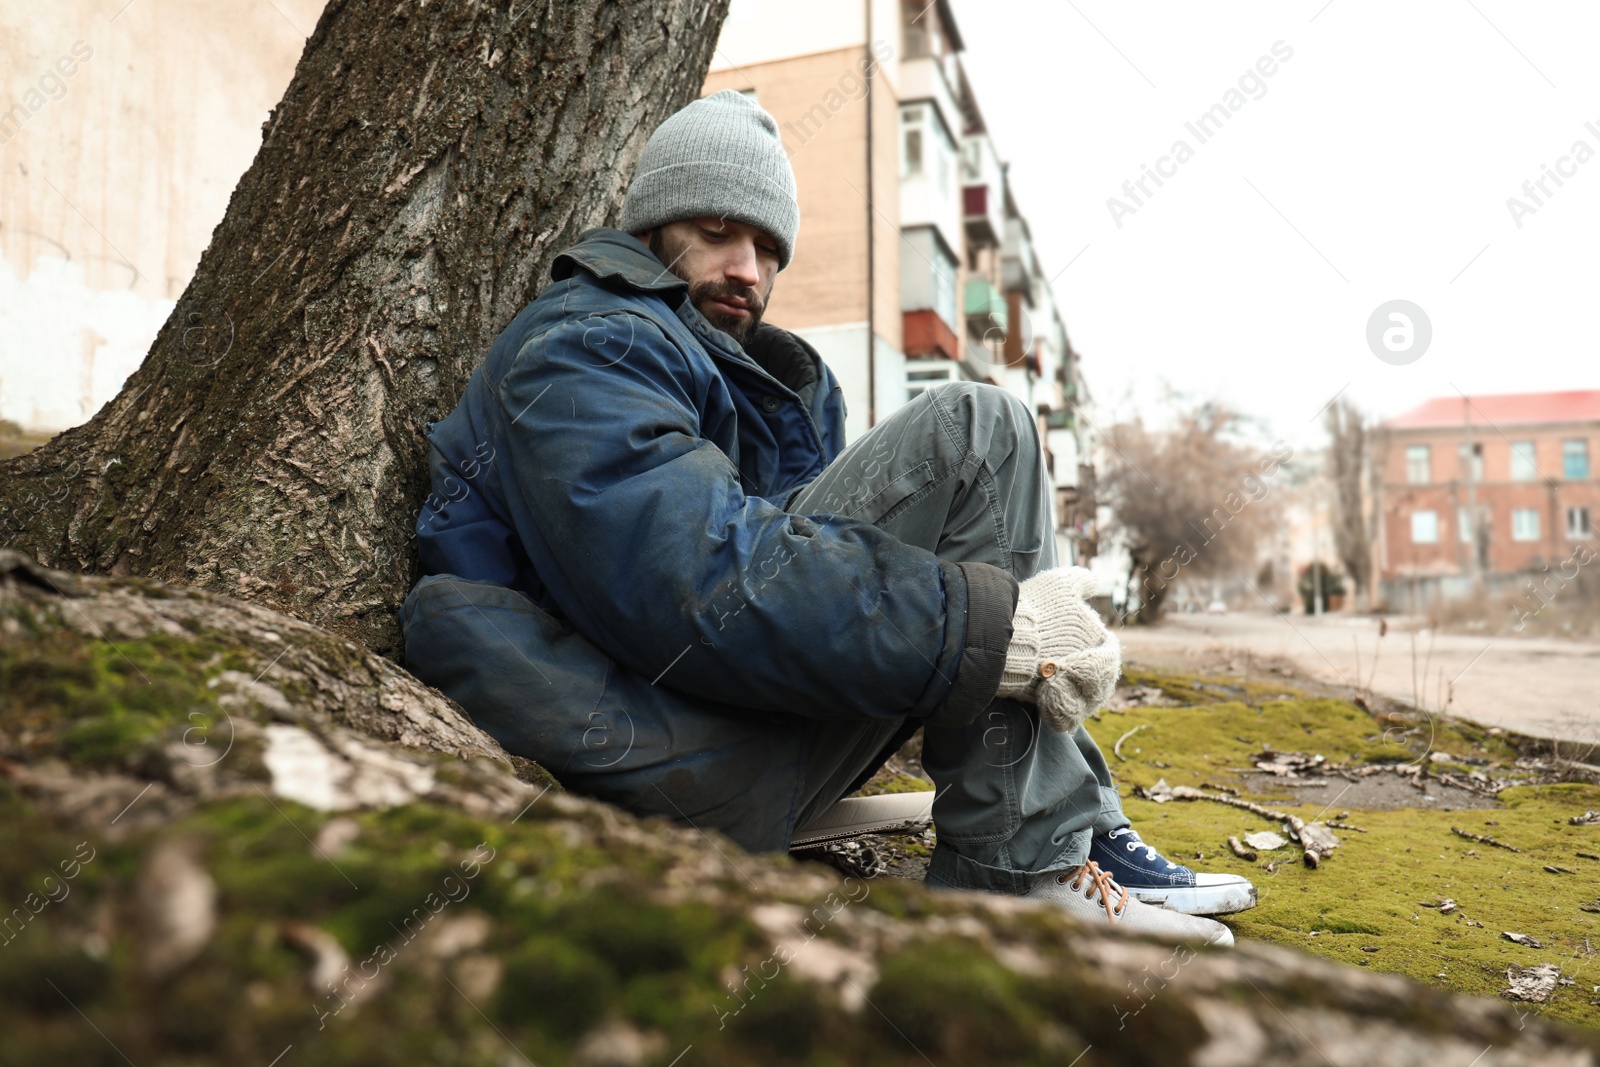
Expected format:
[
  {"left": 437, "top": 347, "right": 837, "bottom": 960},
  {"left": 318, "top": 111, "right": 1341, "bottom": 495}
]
[
  {"left": 1373, "top": 390, "right": 1600, "bottom": 608},
  {"left": 705, "top": 0, "right": 1097, "bottom": 561}
]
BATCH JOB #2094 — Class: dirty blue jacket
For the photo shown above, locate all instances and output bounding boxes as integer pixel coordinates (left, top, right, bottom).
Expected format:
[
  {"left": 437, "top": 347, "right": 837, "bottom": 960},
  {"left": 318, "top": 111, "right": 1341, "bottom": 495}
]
[{"left": 411, "top": 227, "right": 1009, "bottom": 728}]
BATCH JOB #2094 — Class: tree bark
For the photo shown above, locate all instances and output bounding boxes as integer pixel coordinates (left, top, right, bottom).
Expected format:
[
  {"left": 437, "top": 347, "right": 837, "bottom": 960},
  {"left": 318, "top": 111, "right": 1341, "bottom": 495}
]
[
  {"left": 0, "top": 0, "right": 729, "bottom": 657},
  {"left": 1325, "top": 398, "right": 1373, "bottom": 611}
]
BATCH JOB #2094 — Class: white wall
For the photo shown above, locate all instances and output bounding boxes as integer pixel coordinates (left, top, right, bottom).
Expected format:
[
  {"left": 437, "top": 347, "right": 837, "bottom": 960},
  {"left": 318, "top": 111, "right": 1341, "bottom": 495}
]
[
  {"left": 793, "top": 321, "right": 908, "bottom": 444},
  {"left": 713, "top": 0, "right": 866, "bottom": 69},
  {"left": 0, "top": 0, "right": 321, "bottom": 431}
]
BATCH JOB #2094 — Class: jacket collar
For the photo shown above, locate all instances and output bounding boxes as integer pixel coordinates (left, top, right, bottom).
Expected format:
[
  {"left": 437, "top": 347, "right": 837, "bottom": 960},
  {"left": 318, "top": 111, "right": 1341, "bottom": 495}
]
[
  {"left": 550, "top": 227, "right": 821, "bottom": 395},
  {"left": 744, "top": 323, "right": 822, "bottom": 394},
  {"left": 550, "top": 227, "right": 690, "bottom": 296}
]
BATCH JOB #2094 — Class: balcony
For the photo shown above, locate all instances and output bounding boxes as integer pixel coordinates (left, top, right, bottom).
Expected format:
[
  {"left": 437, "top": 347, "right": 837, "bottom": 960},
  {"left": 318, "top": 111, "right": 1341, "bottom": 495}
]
[
  {"left": 903, "top": 309, "right": 960, "bottom": 361},
  {"left": 963, "top": 184, "right": 1000, "bottom": 248},
  {"left": 964, "top": 276, "right": 1007, "bottom": 340},
  {"left": 898, "top": 55, "right": 963, "bottom": 143},
  {"left": 1001, "top": 215, "right": 1036, "bottom": 302},
  {"left": 961, "top": 133, "right": 1005, "bottom": 248}
]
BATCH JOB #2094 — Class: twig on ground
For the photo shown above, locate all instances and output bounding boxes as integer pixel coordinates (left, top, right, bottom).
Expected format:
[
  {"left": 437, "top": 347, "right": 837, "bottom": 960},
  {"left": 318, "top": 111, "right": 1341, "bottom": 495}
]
[
  {"left": 1113, "top": 724, "right": 1150, "bottom": 762},
  {"left": 1451, "top": 826, "right": 1523, "bottom": 853},
  {"left": 1227, "top": 835, "right": 1257, "bottom": 862}
]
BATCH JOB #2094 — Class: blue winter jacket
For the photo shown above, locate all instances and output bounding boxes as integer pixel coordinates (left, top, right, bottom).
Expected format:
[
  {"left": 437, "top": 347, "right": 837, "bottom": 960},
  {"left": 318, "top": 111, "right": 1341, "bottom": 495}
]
[{"left": 412, "top": 227, "right": 1012, "bottom": 728}]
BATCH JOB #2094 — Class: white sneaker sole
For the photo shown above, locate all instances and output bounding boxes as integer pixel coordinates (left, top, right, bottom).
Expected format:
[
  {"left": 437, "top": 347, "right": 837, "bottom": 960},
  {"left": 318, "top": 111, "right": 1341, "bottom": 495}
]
[
  {"left": 1128, "top": 880, "right": 1258, "bottom": 916},
  {"left": 788, "top": 792, "right": 934, "bottom": 848}
]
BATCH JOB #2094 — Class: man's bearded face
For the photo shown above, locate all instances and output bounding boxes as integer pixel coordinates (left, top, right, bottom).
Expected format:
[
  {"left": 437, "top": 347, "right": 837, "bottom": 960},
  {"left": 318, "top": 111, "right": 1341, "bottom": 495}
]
[{"left": 645, "top": 217, "right": 779, "bottom": 345}]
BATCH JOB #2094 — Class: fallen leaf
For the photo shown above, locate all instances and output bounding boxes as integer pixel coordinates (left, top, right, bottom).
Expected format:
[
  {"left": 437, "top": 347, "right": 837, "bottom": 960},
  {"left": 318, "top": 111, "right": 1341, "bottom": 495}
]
[
  {"left": 1243, "top": 831, "right": 1287, "bottom": 851},
  {"left": 1504, "top": 964, "right": 1562, "bottom": 1003}
]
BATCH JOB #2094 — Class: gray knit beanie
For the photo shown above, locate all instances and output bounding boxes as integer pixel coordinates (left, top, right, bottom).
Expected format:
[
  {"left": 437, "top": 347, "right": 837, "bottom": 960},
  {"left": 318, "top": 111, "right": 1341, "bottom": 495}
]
[{"left": 618, "top": 89, "right": 800, "bottom": 271}]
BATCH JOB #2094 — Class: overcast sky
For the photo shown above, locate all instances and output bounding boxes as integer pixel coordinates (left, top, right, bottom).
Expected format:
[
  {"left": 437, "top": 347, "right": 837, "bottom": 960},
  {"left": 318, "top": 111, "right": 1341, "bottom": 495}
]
[{"left": 949, "top": 0, "right": 1598, "bottom": 446}]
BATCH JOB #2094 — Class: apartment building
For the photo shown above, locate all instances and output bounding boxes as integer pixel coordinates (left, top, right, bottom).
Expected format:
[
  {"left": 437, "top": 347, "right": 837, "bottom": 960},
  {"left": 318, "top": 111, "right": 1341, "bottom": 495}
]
[
  {"left": 1373, "top": 390, "right": 1600, "bottom": 608},
  {"left": 706, "top": 0, "right": 1097, "bottom": 560}
]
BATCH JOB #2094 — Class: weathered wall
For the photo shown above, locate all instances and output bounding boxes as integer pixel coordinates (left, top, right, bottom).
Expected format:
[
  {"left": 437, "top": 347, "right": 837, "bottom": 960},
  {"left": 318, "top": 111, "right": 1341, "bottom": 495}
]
[{"left": 0, "top": 0, "right": 326, "bottom": 431}]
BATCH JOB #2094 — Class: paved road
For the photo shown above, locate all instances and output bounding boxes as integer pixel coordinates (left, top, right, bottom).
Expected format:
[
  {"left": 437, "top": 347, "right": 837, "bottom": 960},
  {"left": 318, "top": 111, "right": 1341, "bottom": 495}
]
[{"left": 1115, "top": 610, "right": 1599, "bottom": 745}]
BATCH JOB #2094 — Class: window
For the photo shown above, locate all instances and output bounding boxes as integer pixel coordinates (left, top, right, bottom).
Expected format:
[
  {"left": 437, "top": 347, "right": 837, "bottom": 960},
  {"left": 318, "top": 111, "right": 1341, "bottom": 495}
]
[
  {"left": 1568, "top": 506, "right": 1593, "bottom": 539},
  {"left": 960, "top": 138, "right": 982, "bottom": 183},
  {"left": 907, "top": 360, "right": 961, "bottom": 403},
  {"left": 1405, "top": 445, "right": 1430, "bottom": 484},
  {"left": 931, "top": 239, "right": 958, "bottom": 332},
  {"left": 1512, "top": 508, "right": 1540, "bottom": 542},
  {"left": 901, "top": 226, "right": 960, "bottom": 333},
  {"left": 1511, "top": 440, "right": 1538, "bottom": 482},
  {"left": 1564, "top": 438, "right": 1590, "bottom": 480},
  {"left": 1459, "top": 442, "right": 1483, "bottom": 482},
  {"left": 1410, "top": 510, "right": 1438, "bottom": 544},
  {"left": 902, "top": 0, "right": 947, "bottom": 59},
  {"left": 900, "top": 103, "right": 955, "bottom": 189},
  {"left": 902, "top": 125, "right": 923, "bottom": 177}
]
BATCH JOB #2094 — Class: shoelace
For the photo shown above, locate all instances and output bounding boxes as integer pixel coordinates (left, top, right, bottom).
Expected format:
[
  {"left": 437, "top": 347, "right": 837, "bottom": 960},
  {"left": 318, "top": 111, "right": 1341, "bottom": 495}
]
[
  {"left": 1108, "top": 827, "right": 1162, "bottom": 863},
  {"left": 1059, "top": 860, "right": 1128, "bottom": 923}
]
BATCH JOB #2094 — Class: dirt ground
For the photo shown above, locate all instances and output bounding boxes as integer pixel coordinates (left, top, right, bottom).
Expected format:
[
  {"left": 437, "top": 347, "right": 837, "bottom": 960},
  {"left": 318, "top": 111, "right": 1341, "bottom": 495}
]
[{"left": 1115, "top": 609, "right": 1600, "bottom": 747}]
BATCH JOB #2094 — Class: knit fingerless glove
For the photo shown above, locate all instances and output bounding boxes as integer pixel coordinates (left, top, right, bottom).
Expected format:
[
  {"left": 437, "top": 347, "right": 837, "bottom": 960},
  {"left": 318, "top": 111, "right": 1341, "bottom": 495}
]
[{"left": 996, "top": 566, "right": 1121, "bottom": 733}]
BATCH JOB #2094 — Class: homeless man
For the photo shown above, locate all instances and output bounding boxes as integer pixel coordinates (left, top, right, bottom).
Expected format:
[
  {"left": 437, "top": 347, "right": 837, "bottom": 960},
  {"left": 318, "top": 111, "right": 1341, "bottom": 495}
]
[{"left": 400, "top": 90, "right": 1254, "bottom": 944}]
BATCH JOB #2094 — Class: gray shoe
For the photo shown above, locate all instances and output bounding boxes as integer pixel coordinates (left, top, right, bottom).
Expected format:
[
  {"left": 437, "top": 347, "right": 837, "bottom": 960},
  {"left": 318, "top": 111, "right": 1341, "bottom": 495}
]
[{"left": 1025, "top": 861, "right": 1235, "bottom": 947}]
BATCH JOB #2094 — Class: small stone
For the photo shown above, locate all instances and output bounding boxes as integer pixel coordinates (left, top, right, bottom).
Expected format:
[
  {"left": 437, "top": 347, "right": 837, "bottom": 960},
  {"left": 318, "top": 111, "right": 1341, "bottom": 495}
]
[
  {"left": 313, "top": 816, "right": 361, "bottom": 858},
  {"left": 138, "top": 839, "right": 218, "bottom": 980}
]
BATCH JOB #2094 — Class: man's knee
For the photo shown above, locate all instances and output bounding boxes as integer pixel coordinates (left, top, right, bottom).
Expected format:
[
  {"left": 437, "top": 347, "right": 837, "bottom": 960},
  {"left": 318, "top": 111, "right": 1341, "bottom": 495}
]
[
  {"left": 922, "top": 380, "right": 1032, "bottom": 428},
  {"left": 920, "top": 381, "right": 1036, "bottom": 461}
]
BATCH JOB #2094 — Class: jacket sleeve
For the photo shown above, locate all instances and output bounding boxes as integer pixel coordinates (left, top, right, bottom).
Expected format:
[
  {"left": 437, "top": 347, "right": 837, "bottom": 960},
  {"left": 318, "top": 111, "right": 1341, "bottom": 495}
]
[{"left": 495, "top": 311, "right": 1012, "bottom": 727}]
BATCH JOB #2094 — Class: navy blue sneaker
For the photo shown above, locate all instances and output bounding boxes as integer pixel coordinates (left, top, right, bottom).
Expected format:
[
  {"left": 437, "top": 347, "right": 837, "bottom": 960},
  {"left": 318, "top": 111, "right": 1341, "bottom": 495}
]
[{"left": 1088, "top": 827, "right": 1257, "bottom": 916}]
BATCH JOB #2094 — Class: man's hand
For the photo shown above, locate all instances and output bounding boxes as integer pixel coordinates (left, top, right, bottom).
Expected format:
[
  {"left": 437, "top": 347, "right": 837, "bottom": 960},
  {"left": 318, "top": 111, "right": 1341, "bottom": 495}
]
[{"left": 995, "top": 566, "right": 1121, "bottom": 733}]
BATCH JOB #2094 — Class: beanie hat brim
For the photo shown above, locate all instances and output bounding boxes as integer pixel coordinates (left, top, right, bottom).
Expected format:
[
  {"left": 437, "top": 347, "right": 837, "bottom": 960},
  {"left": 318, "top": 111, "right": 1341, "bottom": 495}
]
[{"left": 617, "top": 90, "right": 800, "bottom": 271}]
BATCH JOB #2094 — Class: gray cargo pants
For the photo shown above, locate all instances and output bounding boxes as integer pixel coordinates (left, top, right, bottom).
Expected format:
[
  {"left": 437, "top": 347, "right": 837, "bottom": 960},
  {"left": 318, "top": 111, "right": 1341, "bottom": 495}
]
[
  {"left": 784, "top": 382, "right": 1128, "bottom": 892},
  {"left": 401, "top": 382, "right": 1128, "bottom": 893}
]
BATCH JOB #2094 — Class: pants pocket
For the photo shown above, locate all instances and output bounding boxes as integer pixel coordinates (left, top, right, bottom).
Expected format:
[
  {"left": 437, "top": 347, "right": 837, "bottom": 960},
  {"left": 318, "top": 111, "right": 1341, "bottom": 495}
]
[{"left": 839, "top": 459, "right": 936, "bottom": 523}]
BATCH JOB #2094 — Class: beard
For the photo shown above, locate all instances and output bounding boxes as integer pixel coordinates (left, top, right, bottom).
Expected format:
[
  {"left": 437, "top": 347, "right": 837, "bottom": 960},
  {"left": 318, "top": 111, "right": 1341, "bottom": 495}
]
[
  {"left": 688, "top": 277, "right": 766, "bottom": 344},
  {"left": 648, "top": 230, "right": 767, "bottom": 345}
]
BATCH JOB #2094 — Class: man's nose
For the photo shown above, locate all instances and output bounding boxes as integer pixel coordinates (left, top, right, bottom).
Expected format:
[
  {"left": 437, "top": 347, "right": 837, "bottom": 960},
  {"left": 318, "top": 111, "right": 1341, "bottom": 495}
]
[{"left": 724, "top": 241, "right": 759, "bottom": 288}]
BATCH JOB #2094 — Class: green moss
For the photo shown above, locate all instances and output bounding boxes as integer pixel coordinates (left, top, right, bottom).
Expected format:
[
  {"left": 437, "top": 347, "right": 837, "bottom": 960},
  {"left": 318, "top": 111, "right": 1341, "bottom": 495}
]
[
  {"left": 0, "top": 940, "right": 109, "bottom": 1013},
  {"left": 497, "top": 937, "right": 617, "bottom": 1037},
  {"left": 1121, "top": 666, "right": 1307, "bottom": 708},
  {"left": 871, "top": 941, "right": 1045, "bottom": 1060},
  {"left": 859, "top": 772, "right": 934, "bottom": 796},
  {"left": 0, "top": 627, "right": 255, "bottom": 769},
  {"left": 1082, "top": 670, "right": 1600, "bottom": 1031}
]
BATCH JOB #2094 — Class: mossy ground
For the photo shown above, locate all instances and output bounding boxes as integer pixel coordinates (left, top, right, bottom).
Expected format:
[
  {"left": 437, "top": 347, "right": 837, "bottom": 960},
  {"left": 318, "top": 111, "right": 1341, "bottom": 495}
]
[
  {"left": 0, "top": 782, "right": 1160, "bottom": 1067},
  {"left": 1080, "top": 672, "right": 1600, "bottom": 1031},
  {"left": 0, "top": 617, "right": 252, "bottom": 769},
  {"left": 4, "top": 598, "right": 1597, "bottom": 1061}
]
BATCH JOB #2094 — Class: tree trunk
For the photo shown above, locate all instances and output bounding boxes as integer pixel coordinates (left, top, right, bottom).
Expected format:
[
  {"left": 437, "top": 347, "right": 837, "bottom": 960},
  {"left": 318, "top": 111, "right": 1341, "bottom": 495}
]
[
  {"left": 1325, "top": 398, "right": 1372, "bottom": 612},
  {"left": 0, "top": 0, "right": 729, "bottom": 657}
]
